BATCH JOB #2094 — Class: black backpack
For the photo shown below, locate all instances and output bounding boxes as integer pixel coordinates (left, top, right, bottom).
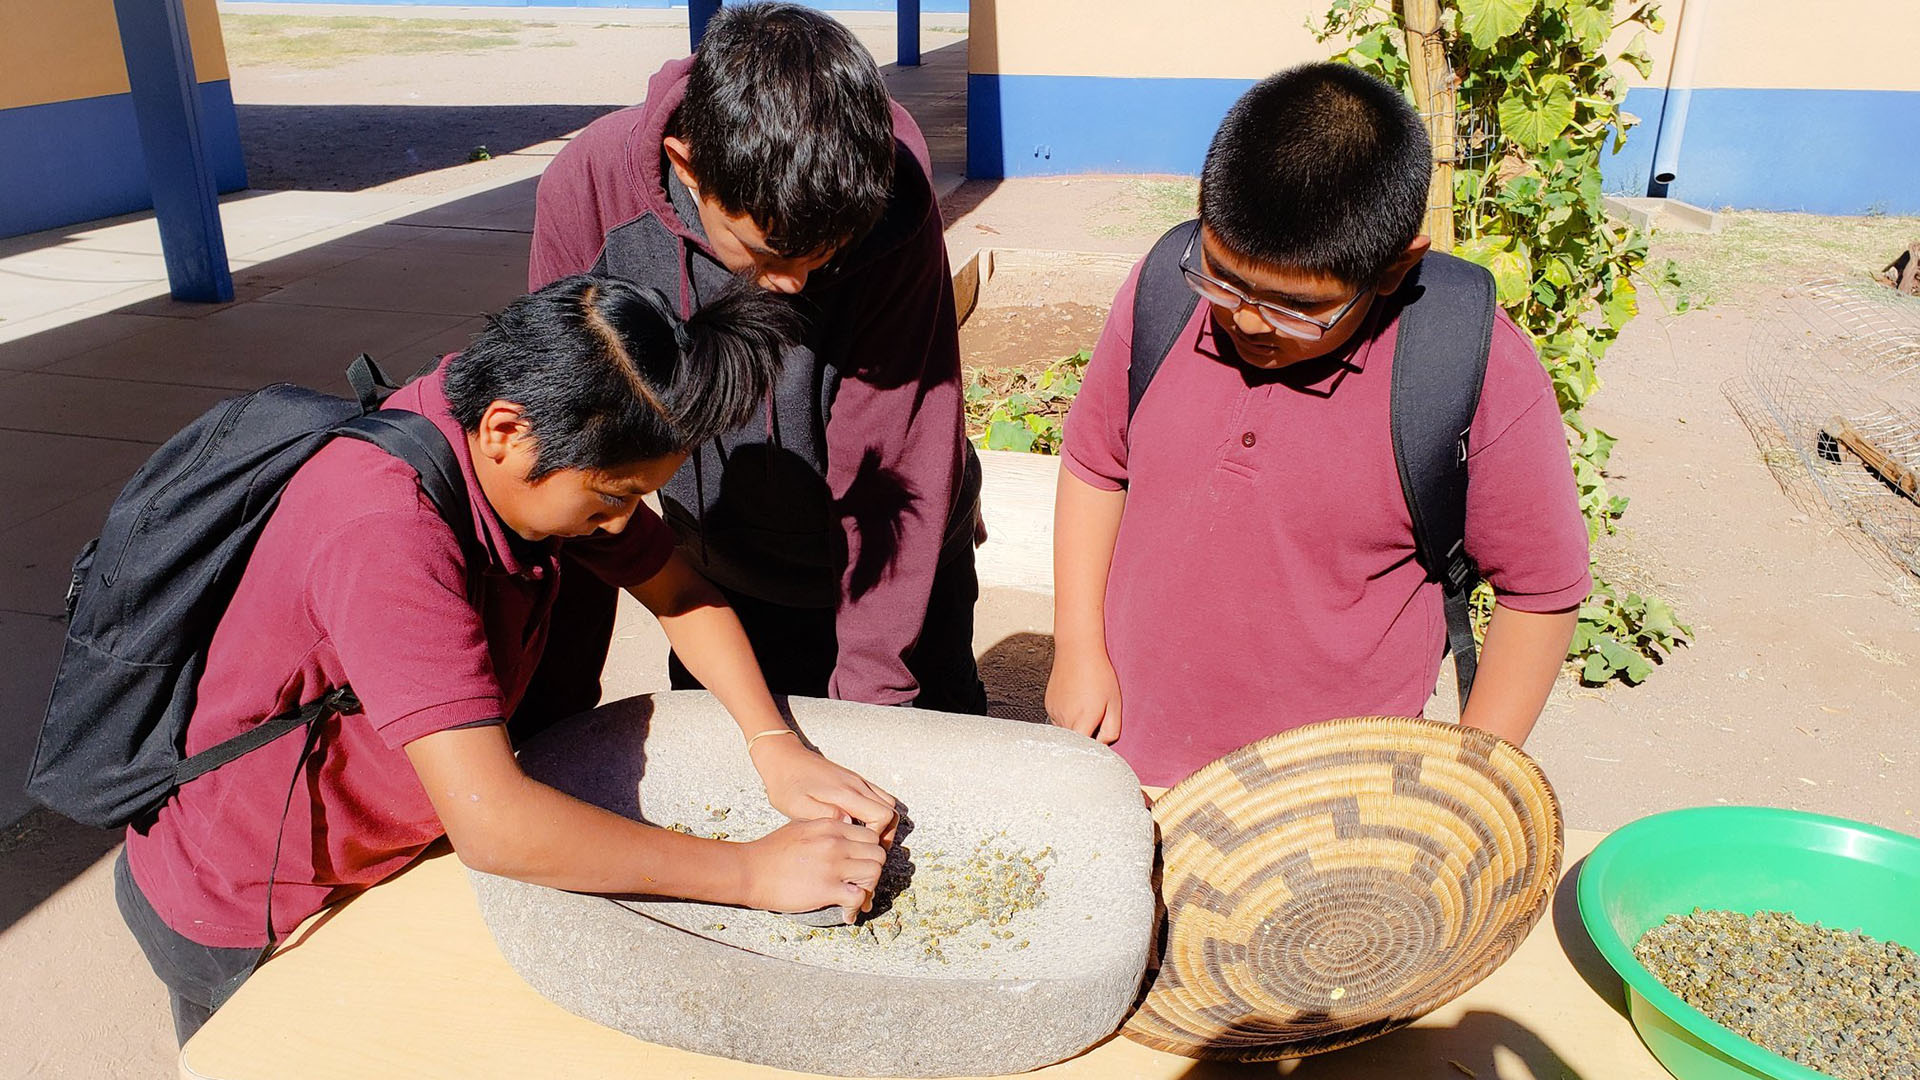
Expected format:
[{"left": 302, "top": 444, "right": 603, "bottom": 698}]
[
  {"left": 27, "top": 356, "right": 476, "bottom": 831},
  {"left": 1129, "top": 220, "right": 1495, "bottom": 705}
]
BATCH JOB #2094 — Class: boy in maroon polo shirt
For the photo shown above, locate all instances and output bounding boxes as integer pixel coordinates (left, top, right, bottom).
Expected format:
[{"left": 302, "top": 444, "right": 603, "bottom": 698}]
[
  {"left": 522, "top": 2, "right": 987, "bottom": 723},
  {"left": 116, "top": 276, "right": 897, "bottom": 1043},
  {"left": 1046, "top": 64, "right": 1591, "bottom": 788}
]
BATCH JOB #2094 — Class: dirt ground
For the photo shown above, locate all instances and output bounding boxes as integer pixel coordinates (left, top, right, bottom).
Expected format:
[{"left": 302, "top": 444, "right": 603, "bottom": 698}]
[
  {"left": 4, "top": 7, "right": 1920, "bottom": 1078},
  {"left": 218, "top": 5, "right": 968, "bottom": 194}
]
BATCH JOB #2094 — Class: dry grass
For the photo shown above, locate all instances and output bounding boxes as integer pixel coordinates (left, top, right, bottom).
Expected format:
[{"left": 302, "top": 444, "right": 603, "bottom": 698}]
[
  {"left": 1087, "top": 178, "right": 1200, "bottom": 240},
  {"left": 221, "top": 14, "right": 531, "bottom": 69},
  {"left": 1652, "top": 211, "right": 1920, "bottom": 310}
]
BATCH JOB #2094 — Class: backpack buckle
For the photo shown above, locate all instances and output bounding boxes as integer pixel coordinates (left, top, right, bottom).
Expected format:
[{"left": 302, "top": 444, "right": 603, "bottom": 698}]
[{"left": 1442, "top": 539, "right": 1476, "bottom": 594}]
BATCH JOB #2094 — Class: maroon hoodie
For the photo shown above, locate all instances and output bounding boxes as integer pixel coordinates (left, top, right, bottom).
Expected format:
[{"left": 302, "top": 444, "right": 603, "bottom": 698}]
[{"left": 529, "top": 57, "right": 979, "bottom": 706}]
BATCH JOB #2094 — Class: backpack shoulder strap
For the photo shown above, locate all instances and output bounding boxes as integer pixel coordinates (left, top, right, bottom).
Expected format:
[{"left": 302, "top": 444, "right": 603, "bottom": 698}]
[
  {"left": 346, "top": 353, "right": 405, "bottom": 413},
  {"left": 332, "top": 409, "right": 478, "bottom": 558},
  {"left": 170, "top": 396, "right": 479, "bottom": 791},
  {"left": 1388, "top": 251, "right": 1496, "bottom": 708},
  {"left": 1128, "top": 219, "right": 1204, "bottom": 427}
]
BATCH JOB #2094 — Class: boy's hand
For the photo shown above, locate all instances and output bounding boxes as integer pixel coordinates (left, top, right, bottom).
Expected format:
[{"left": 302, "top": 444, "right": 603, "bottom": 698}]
[
  {"left": 750, "top": 736, "right": 899, "bottom": 843},
  {"left": 1046, "top": 649, "right": 1124, "bottom": 744},
  {"left": 741, "top": 818, "right": 887, "bottom": 918}
]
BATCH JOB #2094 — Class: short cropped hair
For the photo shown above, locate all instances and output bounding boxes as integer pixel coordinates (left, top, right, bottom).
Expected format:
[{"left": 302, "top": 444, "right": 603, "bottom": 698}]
[
  {"left": 1199, "top": 63, "right": 1432, "bottom": 286},
  {"left": 674, "top": 2, "right": 896, "bottom": 258},
  {"left": 445, "top": 275, "right": 794, "bottom": 478}
]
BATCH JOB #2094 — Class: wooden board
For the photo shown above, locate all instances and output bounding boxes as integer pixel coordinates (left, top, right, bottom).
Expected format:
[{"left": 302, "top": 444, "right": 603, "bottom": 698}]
[{"left": 1829, "top": 419, "right": 1920, "bottom": 503}]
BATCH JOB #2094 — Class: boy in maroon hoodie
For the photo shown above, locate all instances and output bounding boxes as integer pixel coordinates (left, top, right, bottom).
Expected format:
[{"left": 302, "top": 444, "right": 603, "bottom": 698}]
[{"left": 525, "top": 2, "right": 985, "bottom": 721}]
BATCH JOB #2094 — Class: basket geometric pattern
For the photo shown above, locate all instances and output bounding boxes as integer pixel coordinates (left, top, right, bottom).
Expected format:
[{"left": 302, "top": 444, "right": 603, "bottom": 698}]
[{"left": 1121, "top": 716, "right": 1564, "bottom": 1060}]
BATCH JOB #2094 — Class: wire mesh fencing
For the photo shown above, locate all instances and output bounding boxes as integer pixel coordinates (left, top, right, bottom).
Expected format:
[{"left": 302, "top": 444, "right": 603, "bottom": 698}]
[{"left": 1725, "top": 277, "right": 1920, "bottom": 592}]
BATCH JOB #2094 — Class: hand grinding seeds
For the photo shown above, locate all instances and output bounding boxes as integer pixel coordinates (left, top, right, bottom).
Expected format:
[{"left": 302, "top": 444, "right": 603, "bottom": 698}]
[
  {"left": 1634, "top": 909, "right": 1920, "bottom": 1080},
  {"left": 663, "top": 811, "right": 1054, "bottom": 967},
  {"left": 787, "top": 835, "right": 1054, "bottom": 963}
]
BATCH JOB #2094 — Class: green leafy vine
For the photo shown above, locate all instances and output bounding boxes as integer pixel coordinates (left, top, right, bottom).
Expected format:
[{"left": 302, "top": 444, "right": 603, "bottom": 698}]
[
  {"left": 965, "top": 351, "right": 1089, "bottom": 455},
  {"left": 1315, "top": 0, "right": 1689, "bottom": 684}
]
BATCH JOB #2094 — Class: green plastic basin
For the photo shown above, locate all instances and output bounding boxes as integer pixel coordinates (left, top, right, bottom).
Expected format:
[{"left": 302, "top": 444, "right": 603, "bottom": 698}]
[{"left": 1577, "top": 806, "right": 1920, "bottom": 1080}]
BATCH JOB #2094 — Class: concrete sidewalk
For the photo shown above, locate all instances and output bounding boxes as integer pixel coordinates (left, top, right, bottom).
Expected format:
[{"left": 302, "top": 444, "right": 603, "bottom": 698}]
[{"left": 0, "top": 166, "right": 548, "bottom": 824}]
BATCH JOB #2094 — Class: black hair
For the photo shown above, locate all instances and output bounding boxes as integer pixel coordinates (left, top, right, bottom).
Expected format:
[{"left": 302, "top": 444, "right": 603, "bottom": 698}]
[
  {"left": 1199, "top": 62, "right": 1432, "bottom": 286},
  {"left": 674, "top": 1, "right": 896, "bottom": 258},
  {"left": 445, "top": 274, "right": 794, "bottom": 479}
]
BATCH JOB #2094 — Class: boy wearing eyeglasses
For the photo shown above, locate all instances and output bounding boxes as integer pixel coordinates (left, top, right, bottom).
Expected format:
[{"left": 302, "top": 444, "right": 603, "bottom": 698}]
[{"left": 1045, "top": 63, "right": 1590, "bottom": 787}]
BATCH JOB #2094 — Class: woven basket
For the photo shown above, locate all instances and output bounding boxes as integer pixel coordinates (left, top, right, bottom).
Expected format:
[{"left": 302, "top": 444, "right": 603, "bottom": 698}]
[{"left": 1121, "top": 716, "right": 1563, "bottom": 1061}]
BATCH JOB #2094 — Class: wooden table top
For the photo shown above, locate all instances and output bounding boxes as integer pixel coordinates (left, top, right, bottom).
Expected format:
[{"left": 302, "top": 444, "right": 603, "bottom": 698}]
[{"left": 179, "top": 828, "right": 1669, "bottom": 1080}]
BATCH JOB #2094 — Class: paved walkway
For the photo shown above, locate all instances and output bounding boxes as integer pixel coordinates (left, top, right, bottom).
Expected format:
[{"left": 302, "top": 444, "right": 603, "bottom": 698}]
[
  {"left": 0, "top": 19, "right": 972, "bottom": 829},
  {"left": 0, "top": 166, "right": 545, "bottom": 825}
]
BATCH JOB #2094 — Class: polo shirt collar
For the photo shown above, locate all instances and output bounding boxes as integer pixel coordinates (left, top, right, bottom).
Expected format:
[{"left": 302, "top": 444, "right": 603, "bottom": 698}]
[
  {"left": 394, "top": 363, "right": 552, "bottom": 580},
  {"left": 1200, "top": 305, "right": 1378, "bottom": 392}
]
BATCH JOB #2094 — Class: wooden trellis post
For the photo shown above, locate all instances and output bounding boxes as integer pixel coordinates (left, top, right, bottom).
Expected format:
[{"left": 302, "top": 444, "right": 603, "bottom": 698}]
[{"left": 1402, "top": 0, "right": 1457, "bottom": 252}]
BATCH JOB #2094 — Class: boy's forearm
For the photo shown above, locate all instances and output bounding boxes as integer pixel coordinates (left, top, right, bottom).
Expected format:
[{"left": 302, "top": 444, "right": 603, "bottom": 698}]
[
  {"left": 1457, "top": 602, "right": 1578, "bottom": 746},
  {"left": 478, "top": 776, "right": 752, "bottom": 900},
  {"left": 406, "top": 726, "right": 754, "bottom": 903},
  {"left": 1053, "top": 469, "right": 1127, "bottom": 657}
]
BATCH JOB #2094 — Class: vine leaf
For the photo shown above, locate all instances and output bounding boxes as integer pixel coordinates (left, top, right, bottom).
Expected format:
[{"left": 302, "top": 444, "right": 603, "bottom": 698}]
[
  {"left": 1603, "top": 277, "right": 1639, "bottom": 330},
  {"left": 986, "top": 420, "right": 1036, "bottom": 453},
  {"left": 1565, "top": 1, "right": 1612, "bottom": 48},
  {"left": 1620, "top": 30, "right": 1654, "bottom": 78},
  {"left": 1455, "top": 234, "right": 1535, "bottom": 306},
  {"left": 1497, "top": 75, "right": 1577, "bottom": 149},
  {"left": 1457, "top": 0, "right": 1537, "bottom": 47}
]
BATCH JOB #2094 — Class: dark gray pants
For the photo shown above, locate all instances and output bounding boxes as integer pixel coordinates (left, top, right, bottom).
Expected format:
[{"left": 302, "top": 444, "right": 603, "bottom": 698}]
[
  {"left": 113, "top": 849, "right": 260, "bottom": 1045},
  {"left": 666, "top": 544, "right": 990, "bottom": 715},
  {"left": 516, "top": 539, "right": 989, "bottom": 738}
]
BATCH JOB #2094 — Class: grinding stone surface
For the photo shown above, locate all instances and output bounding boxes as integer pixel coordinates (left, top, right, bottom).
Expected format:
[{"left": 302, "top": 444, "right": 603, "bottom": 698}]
[{"left": 469, "top": 692, "right": 1156, "bottom": 1077}]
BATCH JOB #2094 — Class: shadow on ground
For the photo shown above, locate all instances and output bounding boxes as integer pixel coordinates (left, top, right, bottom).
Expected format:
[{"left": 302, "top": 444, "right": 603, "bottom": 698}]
[
  {"left": 236, "top": 104, "right": 623, "bottom": 191},
  {"left": 979, "top": 630, "right": 1054, "bottom": 724},
  {"left": 1164, "top": 1009, "right": 1590, "bottom": 1079}
]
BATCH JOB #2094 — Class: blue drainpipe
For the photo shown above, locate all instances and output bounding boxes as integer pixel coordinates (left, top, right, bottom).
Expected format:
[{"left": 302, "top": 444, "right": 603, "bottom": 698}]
[{"left": 1646, "top": 0, "right": 1708, "bottom": 199}]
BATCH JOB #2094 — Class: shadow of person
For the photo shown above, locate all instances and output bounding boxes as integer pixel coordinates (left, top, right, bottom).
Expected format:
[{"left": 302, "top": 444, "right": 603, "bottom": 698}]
[
  {"left": 836, "top": 447, "right": 915, "bottom": 600},
  {"left": 0, "top": 810, "right": 125, "bottom": 934},
  {"left": 976, "top": 630, "right": 1056, "bottom": 724},
  {"left": 1168, "top": 1008, "right": 1592, "bottom": 1079},
  {"left": 665, "top": 442, "right": 915, "bottom": 606},
  {"left": 511, "top": 694, "right": 658, "bottom": 821},
  {"left": 233, "top": 103, "right": 626, "bottom": 192}
]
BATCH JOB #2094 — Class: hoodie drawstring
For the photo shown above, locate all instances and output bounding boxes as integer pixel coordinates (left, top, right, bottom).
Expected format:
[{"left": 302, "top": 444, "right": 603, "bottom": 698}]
[{"left": 693, "top": 446, "right": 710, "bottom": 568}]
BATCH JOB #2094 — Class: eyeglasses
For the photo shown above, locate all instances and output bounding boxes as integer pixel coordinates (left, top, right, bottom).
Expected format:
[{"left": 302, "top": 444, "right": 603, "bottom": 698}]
[{"left": 1179, "top": 230, "right": 1371, "bottom": 341}]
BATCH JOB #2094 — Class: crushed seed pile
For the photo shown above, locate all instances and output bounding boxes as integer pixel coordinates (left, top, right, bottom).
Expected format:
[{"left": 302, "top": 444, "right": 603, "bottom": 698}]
[
  {"left": 662, "top": 808, "right": 1059, "bottom": 970},
  {"left": 1634, "top": 909, "right": 1920, "bottom": 1080},
  {"left": 770, "top": 835, "right": 1055, "bottom": 963}
]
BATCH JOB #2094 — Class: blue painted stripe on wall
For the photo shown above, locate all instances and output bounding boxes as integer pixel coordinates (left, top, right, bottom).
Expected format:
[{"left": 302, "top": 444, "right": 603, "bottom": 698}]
[
  {"left": 1610, "top": 87, "right": 1920, "bottom": 215},
  {"left": 0, "top": 81, "right": 246, "bottom": 239},
  {"left": 233, "top": 0, "right": 970, "bottom": 10},
  {"left": 967, "top": 73, "right": 1250, "bottom": 179},
  {"left": 969, "top": 75, "right": 1920, "bottom": 216}
]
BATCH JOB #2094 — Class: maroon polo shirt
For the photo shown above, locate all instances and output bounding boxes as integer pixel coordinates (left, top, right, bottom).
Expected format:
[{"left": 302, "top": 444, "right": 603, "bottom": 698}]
[
  {"left": 123, "top": 363, "right": 676, "bottom": 948},
  {"left": 1062, "top": 263, "right": 1591, "bottom": 788}
]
